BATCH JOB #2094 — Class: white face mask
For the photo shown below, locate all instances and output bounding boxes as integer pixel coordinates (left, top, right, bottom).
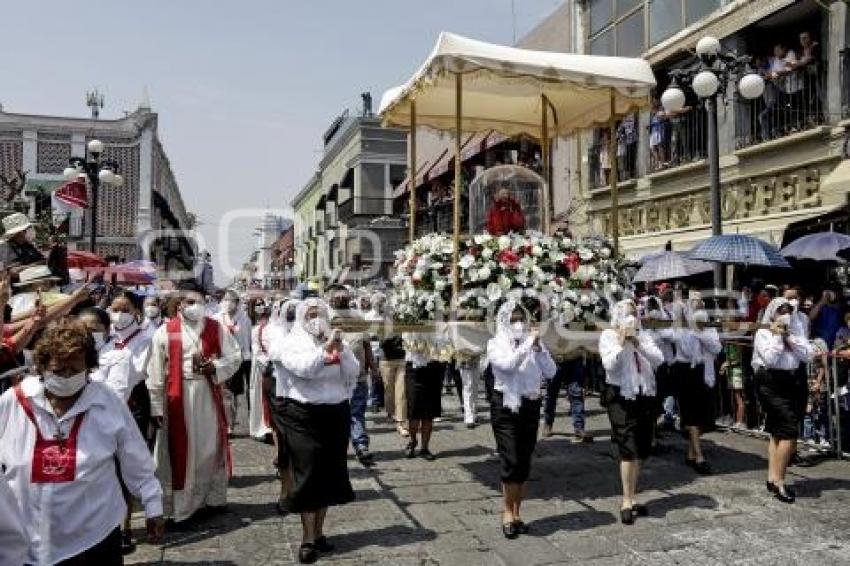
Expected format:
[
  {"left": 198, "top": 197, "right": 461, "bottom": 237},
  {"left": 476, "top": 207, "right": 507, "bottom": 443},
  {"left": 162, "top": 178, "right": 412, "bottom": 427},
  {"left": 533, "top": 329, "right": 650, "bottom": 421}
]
[
  {"left": 144, "top": 305, "right": 161, "bottom": 319},
  {"left": 91, "top": 332, "right": 105, "bottom": 351},
  {"left": 182, "top": 303, "right": 205, "bottom": 322},
  {"left": 305, "top": 317, "right": 330, "bottom": 339},
  {"left": 510, "top": 321, "right": 527, "bottom": 341},
  {"left": 693, "top": 311, "right": 709, "bottom": 323},
  {"left": 110, "top": 311, "right": 135, "bottom": 331},
  {"left": 43, "top": 371, "right": 88, "bottom": 398},
  {"left": 776, "top": 313, "right": 792, "bottom": 327}
]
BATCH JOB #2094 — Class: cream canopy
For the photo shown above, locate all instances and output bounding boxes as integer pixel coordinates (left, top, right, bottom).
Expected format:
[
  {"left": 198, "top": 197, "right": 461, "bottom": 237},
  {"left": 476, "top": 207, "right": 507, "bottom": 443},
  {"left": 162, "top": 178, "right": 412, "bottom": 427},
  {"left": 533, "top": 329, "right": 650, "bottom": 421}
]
[{"left": 379, "top": 32, "right": 657, "bottom": 137}]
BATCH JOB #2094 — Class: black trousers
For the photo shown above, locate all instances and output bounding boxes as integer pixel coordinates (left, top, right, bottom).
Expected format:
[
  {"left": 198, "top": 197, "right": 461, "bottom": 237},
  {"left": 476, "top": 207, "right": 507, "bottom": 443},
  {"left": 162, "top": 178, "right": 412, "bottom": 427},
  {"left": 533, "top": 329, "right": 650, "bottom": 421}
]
[{"left": 55, "top": 526, "right": 122, "bottom": 566}]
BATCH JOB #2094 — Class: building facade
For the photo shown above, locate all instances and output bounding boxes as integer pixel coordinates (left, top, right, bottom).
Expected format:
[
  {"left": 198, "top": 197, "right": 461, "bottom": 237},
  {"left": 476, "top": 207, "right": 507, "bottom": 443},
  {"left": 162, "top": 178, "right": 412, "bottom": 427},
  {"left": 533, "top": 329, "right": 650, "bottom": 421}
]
[
  {"left": 292, "top": 96, "right": 408, "bottom": 284},
  {"left": 0, "top": 102, "right": 195, "bottom": 266},
  {"left": 567, "top": 0, "right": 850, "bottom": 257}
]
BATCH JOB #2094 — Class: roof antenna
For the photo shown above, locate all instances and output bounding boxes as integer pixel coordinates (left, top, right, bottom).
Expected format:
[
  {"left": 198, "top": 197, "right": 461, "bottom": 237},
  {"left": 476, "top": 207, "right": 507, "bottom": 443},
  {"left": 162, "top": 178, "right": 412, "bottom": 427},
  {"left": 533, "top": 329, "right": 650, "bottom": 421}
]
[{"left": 511, "top": 0, "right": 517, "bottom": 44}]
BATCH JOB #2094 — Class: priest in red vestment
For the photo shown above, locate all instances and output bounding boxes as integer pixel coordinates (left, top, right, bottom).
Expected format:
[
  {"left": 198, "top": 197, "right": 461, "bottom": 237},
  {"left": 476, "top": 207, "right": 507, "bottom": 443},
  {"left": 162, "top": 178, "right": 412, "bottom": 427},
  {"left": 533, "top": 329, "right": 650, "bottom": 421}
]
[
  {"left": 486, "top": 187, "right": 526, "bottom": 235},
  {"left": 147, "top": 284, "right": 241, "bottom": 522}
]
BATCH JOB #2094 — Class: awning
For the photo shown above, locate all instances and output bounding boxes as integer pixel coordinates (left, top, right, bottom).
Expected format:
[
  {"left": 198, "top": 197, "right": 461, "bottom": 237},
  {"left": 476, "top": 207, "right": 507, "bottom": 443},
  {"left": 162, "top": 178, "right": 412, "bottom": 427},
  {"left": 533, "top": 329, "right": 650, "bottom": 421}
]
[
  {"left": 393, "top": 159, "right": 434, "bottom": 199},
  {"left": 379, "top": 32, "right": 655, "bottom": 138},
  {"left": 339, "top": 167, "right": 354, "bottom": 189},
  {"left": 316, "top": 195, "right": 327, "bottom": 211},
  {"left": 428, "top": 134, "right": 475, "bottom": 180},
  {"left": 326, "top": 183, "right": 339, "bottom": 203}
]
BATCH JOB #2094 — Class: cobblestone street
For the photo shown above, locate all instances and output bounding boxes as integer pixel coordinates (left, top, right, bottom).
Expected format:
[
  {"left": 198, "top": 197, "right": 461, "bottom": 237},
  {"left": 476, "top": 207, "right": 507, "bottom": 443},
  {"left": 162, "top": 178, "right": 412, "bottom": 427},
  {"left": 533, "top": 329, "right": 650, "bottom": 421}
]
[{"left": 128, "top": 393, "right": 850, "bottom": 565}]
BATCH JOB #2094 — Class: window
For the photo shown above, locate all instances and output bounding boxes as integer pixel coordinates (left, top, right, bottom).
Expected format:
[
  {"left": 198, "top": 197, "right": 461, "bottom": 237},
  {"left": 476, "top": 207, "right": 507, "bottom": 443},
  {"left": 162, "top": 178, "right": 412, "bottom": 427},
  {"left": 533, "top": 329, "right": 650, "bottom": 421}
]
[
  {"left": 617, "top": 8, "right": 645, "bottom": 57},
  {"left": 685, "top": 0, "right": 720, "bottom": 26},
  {"left": 590, "top": 28, "right": 614, "bottom": 56},
  {"left": 617, "top": 0, "right": 641, "bottom": 18},
  {"left": 589, "top": 0, "right": 614, "bottom": 35},
  {"left": 649, "top": 0, "right": 683, "bottom": 45}
]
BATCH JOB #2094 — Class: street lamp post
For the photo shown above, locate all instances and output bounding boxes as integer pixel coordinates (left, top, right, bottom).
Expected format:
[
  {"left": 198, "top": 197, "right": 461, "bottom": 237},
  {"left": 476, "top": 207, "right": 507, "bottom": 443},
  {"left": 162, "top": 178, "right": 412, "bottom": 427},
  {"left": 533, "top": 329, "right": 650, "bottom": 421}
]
[
  {"left": 63, "top": 139, "right": 123, "bottom": 253},
  {"left": 661, "top": 36, "right": 765, "bottom": 290}
]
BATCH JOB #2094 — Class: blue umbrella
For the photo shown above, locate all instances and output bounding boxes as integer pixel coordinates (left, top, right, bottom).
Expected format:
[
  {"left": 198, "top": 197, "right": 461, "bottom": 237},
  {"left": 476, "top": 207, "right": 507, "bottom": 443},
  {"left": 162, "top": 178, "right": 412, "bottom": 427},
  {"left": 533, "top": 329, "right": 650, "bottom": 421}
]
[
  {"left": 687, "top": 234, "right": 791, "bottom": 268},
  {"left": 781, "top": 232, "right": 850, "bottom": 262},
  {"left": 632, "top": 251, "right": 713, "bottom": 282}
]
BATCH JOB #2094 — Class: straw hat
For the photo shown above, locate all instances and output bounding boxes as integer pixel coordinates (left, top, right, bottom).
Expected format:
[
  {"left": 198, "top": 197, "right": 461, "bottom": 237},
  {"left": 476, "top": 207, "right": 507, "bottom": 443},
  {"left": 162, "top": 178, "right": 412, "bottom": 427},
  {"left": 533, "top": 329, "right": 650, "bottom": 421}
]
[
  {"left": 1, "top": 213, "right": 32, "bottom": 240},
  {"left": 14, "top": 265, "right": 60, "bottom": 288}
]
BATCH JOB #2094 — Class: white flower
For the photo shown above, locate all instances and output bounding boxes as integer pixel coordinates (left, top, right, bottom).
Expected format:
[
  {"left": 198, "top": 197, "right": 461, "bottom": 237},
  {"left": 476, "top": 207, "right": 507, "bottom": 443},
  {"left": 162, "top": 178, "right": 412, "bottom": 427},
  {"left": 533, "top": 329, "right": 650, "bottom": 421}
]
[
  {"left": 477, "top": 267, "right": 492, "bottom": 281},
  {"left": 473, "top": 234, "right": 492, "bottom": 245},
  {"left": 467, "top": 268, "right": 478, "bottom": 281},
  {"left": 578, "top": 248, "right": 593, "bottom": 261},
  {"left": 579, "top": 293, "right": 592, "bottom": 307},
  {"left": 481, "top": 248, "right": 494, "bottom": 260},
  {"left": 498, "top": 274, "right": 512, "bottom": 290},
  {"left": 599, "top": 247, "right": 611, "bottom": 259},
  {"left": 435, "top": 279, "right": 447, "bottom": 291},
  {"left": 498, "top": 235, "right": 512, "bottom": 250},
  {"left": 532, "top": 245, "right": 543, "bottom": 257},
  {"left": 486, "top": 283, "right": 502, "bottom": 302},
  {"left": 459, "top": 255, "right": 475, "bottom": 269},
  {"left": 477, "top": 296, "right": 489, "bottom": 308},
  {"left": 562, "top": 303, "right": 576, "bottom": 323}
]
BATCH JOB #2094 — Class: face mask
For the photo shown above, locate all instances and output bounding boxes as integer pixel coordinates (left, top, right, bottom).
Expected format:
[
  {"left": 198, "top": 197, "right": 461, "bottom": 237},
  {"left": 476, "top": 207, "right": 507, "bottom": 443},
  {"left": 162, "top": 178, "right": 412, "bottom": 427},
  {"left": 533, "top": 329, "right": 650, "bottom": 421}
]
[
  {"left": 510, "top": 321, "right": 527, "bottom": 341},
  {"left": 182, "top": 303, "right": 205, "bottom": 322},
  {"left": 144, "top": 306, "right": 161, "bottom": 319},
  {"left": 43, "top": 371, "right": 88, "bottom": 398},
  {"left": 693, "top": 311, "right": 709, "bottom": 323},
  {"left": 91, "top": 332, "right": 105, "bottom": 351},
  {"left": 305, "top": 317, "right": 330, "bottom": 338},
  {"left": 110, "top": 311, "right": 135, "bottom": 331},
  {"left": 776, "top": 314, "right": 792, "bottom": 327}
]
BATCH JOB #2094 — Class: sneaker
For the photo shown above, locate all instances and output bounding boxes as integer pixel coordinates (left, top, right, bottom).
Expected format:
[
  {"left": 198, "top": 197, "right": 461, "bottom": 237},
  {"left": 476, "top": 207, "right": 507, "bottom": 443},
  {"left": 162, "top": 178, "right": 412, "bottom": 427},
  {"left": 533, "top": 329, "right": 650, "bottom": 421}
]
[
  {"left": 818, "top": 439, "right": 831, "bottom": 449},
  {"left": 355, "top": 448, "right": 375, "bottom": 467},
  {"left": 419, "top": 448, "right": 437, "bottom": 461},
  {"left": 397, "top": 424, "right": 410, "bottom": 437}
]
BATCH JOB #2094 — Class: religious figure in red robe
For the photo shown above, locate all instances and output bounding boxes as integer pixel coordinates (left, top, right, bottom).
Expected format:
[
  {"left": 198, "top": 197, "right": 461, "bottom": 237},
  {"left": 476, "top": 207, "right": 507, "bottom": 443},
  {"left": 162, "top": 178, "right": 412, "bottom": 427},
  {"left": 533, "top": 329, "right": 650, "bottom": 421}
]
[{"left": 486, "top": 187, "right": 525, "bottom": 235}]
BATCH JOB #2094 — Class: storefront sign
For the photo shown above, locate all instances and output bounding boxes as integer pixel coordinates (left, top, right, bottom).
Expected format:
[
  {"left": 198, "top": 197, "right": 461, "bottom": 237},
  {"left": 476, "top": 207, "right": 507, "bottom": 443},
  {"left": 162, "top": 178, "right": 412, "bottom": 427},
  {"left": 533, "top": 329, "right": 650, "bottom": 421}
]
[{"left": 590, "top": 168, "right": 821, "bottom": 236}]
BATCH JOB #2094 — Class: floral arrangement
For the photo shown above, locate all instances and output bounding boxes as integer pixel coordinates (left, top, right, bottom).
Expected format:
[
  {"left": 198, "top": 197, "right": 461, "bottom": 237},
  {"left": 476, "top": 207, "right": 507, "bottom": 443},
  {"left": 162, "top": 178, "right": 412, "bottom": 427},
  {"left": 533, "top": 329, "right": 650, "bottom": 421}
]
[{"left": 390, "top": 231, "right": 629, "bottom": 324}]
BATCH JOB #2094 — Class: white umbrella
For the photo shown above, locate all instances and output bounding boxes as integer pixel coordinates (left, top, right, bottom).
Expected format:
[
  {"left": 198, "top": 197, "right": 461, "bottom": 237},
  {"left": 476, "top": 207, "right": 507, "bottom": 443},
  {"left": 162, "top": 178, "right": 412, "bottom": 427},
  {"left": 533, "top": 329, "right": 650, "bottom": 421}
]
[
  {"left": 632, "top": 251, "right": 713, "bottom": 283},
  {"left": 780, "top": 232, "right": 850, "bottom": 262}
]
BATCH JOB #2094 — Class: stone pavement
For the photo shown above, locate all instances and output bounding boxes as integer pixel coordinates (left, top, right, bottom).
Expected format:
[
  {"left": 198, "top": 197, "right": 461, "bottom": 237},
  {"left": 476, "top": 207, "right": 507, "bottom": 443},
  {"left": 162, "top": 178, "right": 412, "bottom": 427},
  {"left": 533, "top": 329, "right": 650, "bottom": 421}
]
[{"left": 128, "top": 392, "right": 850, "bottom": 565}]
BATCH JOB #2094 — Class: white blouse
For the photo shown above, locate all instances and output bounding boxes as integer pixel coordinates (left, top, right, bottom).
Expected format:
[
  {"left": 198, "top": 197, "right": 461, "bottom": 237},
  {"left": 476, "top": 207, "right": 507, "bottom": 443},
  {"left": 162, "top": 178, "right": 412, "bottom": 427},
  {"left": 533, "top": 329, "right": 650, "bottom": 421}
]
[
  {"left": 752, "top": 328, "right": 815, "bottom": 371},
  {"left": 487, "top": 335, "right": 556, "bottom": 412},
  {"left": 275, "top": 334, "right": 359, "bottom": 404},
  {"left": 0, "top": 377, "right": 162, "bottom": 565},
  {"left": 214, "top": 311, "right": 253, "bottom": 361},
  {"left": 90, "top": 323, "right": 152, "bottom": 402},
  {"left": 599, "top": 331, "right": 664, "bottom": 400}
]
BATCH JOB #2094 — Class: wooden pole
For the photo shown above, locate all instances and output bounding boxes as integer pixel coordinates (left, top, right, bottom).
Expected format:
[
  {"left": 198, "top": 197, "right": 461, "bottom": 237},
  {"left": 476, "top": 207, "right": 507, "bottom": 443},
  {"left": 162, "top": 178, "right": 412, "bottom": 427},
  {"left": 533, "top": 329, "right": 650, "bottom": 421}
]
[
  {"left": 541, "top": 94, "right": 550, "bottom": 234},
  {"left": 408, "top": 101, "right": 417, "bottom": 242},
  {"left": 608, "top": 89, "right": 619, "bottom": 255},
  {"left": 452, "top": 74, "right": 462, "bottom": 312}
]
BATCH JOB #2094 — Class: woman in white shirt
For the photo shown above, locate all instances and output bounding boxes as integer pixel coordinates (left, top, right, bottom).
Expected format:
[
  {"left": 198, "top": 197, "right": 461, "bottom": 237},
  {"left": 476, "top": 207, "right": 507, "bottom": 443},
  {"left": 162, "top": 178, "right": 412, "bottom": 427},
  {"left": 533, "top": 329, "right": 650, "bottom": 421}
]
[
  {"left": 273, "top": 298, "right": 358, "bottom": 564},
  {"left": 487, "top": 300, "right": 556, "bottom": 539},
  {"left": 599, "top": 299, "right": 664, "bottom": 525},
  {"left": 753, "top": 298, "right": 814, "bottom": 503},
  {"left": 673, "top": 293, "right": 722, "bottom": 475},
  {"left": 248, "top": 304, "right": 274, "bottom": 441},
  {"left": 0, "top": 319, "right": 163, "bottom": 565}
]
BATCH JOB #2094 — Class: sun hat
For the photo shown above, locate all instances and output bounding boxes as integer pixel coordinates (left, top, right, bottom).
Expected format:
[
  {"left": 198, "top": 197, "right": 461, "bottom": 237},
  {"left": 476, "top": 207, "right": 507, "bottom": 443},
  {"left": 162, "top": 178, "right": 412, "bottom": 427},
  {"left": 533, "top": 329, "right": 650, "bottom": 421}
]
[
  {"left": 1, "top": 213, "right": 32, "bottom": 240},
  {"left": 14, "top": 265, "right": 60, "bottom": 288}
]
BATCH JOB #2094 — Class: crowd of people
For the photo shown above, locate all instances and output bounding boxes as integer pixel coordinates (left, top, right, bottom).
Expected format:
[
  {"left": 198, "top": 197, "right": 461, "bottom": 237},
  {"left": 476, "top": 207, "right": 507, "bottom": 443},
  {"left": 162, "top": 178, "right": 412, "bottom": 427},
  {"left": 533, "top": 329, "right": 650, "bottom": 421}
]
[{"left": 0, "top": 224, "right": 846, "bottom": 564}]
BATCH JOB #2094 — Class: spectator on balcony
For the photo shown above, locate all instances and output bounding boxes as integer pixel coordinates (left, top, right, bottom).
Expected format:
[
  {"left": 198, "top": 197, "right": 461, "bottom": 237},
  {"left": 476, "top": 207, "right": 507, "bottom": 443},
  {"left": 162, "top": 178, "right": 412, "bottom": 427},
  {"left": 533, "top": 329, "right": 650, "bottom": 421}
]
[
  {"left": 766, "top": 42, "right": 804, "bottom": 132},
  {"left": 598, "top": 129, "right": 611, "bottom": 186},
  {"left": 649, "top": 99, "right": 668, "bottom": 170},
  {"left": 792, "top": 31, "right": 822, "bottom": 126},
  {"left": 616, "top": 114, "right": 637, "bottom": 181}
]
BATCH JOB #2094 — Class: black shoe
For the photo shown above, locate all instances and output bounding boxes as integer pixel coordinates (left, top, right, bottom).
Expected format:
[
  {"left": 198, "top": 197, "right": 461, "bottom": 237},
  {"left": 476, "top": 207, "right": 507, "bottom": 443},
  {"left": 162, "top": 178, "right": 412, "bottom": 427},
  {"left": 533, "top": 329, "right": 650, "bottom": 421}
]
[
  {"left": 275, "top": 498, "right": 289, "bottom": 516},
  {"left": 512, "top": 520, "right": 529, "bottom": 534},
  {"left": 685, "top": 458, "right": 696, "bottom": 469},
  {"left": 466, "top": 423, "right": 476, "bottom": 430},
  {"left": 298, "top": 543, "right": 318, "bottom": 564},
  {"left": 314, "top": 536, "right": 335, "bottom": 553},
  {"left": 620, "top": 507, "right": 635, "bottom": 525},
  {"left": 405, "top": 441, "right": 417, "bottom": 458},
  {"left": 502, "top": 522, "right": 520, "bottom": 539},
  {"left": 774, "top": 486, "right": 796, "bottom": 504},
  {"left": 766, "top": 481, "right": 778, "bottom": 494},
  {"left": 632, "top": 504, "right": 648, "bottom": 517},
  {"left": 419, "top": 448, "right": 436, "bottom": 461},
  {"left": 356, "top": 448, "right": 375, "bottom": 467},
  {"left": 121, "top": 532, "right": 136, "bottom": 555},
  {"left": 693, "top": 460, "right": 712, "bottom": 475}
]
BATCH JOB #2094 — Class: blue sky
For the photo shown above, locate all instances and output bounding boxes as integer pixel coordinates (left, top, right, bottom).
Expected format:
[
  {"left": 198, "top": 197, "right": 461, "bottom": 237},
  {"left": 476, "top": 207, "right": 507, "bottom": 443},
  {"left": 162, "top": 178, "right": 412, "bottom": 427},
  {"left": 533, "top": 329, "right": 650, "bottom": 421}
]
[{"left": 2, "top": 0, "right": 564, "bottom": 282}]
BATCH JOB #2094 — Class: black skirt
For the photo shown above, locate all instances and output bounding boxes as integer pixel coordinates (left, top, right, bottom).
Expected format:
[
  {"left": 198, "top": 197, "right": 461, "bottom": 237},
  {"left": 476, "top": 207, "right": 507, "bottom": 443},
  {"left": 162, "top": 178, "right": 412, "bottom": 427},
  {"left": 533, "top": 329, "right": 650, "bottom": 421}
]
[
  {"left": 127, "top": 381, "right": 152, "bottom": 444},
  {"left": 406, "top": 361, "right": 444, "bottom": 420},
  {"left": 654, "top": 363, "right": 675, "bottom": 414},
  {"left": 673, "top": 362, "right": 715, "bottom": 430},
  {"left": 757, "top": 368, "right": 804, "bottom": 440},
  {"left": 603, "top": 384, "right": 656, "bottom": 461},
  {"left": 490, "top": 391, "right": 541, "bottom": 483},
  {"left": 280, "top": 398, "right": 355, "bottom": 513},
  {"left": 227, "top": 360, "right": 251, "bottom": 396}
]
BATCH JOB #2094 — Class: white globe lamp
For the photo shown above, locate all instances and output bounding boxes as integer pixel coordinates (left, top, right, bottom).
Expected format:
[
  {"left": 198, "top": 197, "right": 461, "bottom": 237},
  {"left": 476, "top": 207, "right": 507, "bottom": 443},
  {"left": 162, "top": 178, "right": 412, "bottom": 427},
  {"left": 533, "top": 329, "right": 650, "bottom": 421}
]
[
  {"left": 738, "top": 73, "right": 765, "bottom": 100},
  {"left": 87, "top": 139, "right": 104, "bottom": 155},
  {"left": 661, "top": 87, "right": 686, "bottom": 113},
  {"left": 692, "top": 70, "right": 720, "bottom": 98},
  {"left": 63, "top": 166, "right": 79, "bottom": 180},
  {"left": 695, "top": 36, "right": 721, "bottom": 58},
  {"left": 98, "top": 168, "right": 116, "bottom": 184}
]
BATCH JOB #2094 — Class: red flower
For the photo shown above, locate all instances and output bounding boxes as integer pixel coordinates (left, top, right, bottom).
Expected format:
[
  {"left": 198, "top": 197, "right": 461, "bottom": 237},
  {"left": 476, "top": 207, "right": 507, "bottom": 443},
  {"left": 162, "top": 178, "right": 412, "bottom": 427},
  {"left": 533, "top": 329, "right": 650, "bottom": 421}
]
[
  {"left": 563, "top": 253, "right": 580, "bottom": 274},
  {"left": 498, "top": 249, "right": 520, "bottom": 268}
]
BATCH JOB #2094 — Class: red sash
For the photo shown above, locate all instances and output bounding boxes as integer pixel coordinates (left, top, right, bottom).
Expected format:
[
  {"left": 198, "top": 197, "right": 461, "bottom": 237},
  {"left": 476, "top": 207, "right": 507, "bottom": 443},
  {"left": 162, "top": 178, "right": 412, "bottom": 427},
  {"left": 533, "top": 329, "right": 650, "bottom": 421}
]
[
  {"left": 258, "top": 323, "right": 271, "bottom": 427},
  {"left": 14, "top": 385, "right": 85, "bottom": 483},
  {"left": 166, "top": 317, "right": 232, "bottom": 490}
]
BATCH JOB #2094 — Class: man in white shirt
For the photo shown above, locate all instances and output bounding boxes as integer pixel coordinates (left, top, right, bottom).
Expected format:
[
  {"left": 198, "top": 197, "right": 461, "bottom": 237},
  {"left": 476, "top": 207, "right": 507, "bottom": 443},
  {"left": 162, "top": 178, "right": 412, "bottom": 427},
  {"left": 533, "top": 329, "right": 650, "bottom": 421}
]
[
  {"left": 213, "top": 290, "right": 253, "bottom": 432},
  {"left": 147, "top": 285, "right": 242, "bottom": 522}
]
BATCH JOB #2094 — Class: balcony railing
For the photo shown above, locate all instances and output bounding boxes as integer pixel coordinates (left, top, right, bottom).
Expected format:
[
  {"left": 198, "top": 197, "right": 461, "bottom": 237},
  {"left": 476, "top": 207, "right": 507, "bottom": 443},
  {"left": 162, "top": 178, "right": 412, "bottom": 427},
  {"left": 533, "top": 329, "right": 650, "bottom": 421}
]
[
  {"left": 735, "top": 65, "right": 825, "bottom": 149},
  {"left": 841, "top": 50, "right": 850, "bottom": 119},
  {"left": 648, "top": 106, "right": 707, "bottom": 172},
  {"left": 588, "top": 115, "right": 639, "bottom": 189},
  {"left": 336, "top": 196, "right": 392, "bottom": 224}
]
